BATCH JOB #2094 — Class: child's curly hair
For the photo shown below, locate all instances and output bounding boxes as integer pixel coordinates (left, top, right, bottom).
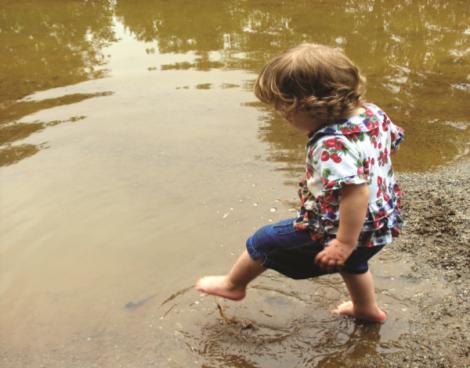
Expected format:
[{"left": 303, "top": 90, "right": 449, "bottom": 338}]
[{"left": 254, "top": 43, "right": 366, "bottom": 124}]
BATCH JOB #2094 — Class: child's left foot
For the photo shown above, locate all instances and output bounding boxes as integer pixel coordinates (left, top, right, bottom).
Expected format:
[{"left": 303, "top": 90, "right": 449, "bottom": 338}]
[{"left": 332, "top": 301, "right": 387, "bottom": 323}]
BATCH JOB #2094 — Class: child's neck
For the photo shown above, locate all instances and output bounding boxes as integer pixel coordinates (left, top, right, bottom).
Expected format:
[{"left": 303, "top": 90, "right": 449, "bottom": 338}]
[
  {"left": 308, "top": 121, "right": 327, "bottom": 136},
  {"left": 350, "top": 106, "right": 365, "bottom": 116}
]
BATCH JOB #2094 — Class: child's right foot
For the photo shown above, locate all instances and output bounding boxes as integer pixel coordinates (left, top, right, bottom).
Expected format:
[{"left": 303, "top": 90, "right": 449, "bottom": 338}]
[
  {"left": 333, "top": 301, "right": 387, "bottom": 323},
  {"left": 195, "top": 276, "right": 246, "bottom": 301}
]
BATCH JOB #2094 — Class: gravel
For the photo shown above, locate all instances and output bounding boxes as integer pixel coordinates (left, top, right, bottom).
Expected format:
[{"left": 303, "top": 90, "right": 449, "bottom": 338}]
[{"left": 371, "top": 159, "right": 470, "bottom": 367}]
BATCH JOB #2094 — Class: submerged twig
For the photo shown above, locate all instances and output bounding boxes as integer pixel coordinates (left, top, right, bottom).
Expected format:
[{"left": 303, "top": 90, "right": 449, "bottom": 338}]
[
  {"left": 216, "top": 302, "right": 234, "bottom": 325},
  {"left": 216, "top": 302, "right": 256, "bottom": 330}
]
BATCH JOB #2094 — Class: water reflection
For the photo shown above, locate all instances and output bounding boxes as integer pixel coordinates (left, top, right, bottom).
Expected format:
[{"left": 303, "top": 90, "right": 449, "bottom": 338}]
[
  {"left": 1, "top": 3, "right": 468, "bottom": 367},
  {"left": 314, "top": 323, "right": 383, "bottom": 368},
  {"left": 0, "top": 0, "right": 115, "bottom": 165},
  {"left": 114, "top": 0, "right": 469, "bottom": 172},
  {"left": 0, "top": 143, "right": 43, "bottom": 167},
  {"left": 1, "top": 0, "right": 469, "bottom": 170},
  {"left": 0, "top": 92, "right": 112, "bottom": 166}
]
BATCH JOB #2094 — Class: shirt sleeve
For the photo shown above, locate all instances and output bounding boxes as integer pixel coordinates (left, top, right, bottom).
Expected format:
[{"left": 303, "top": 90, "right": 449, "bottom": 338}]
[
  {"left": 311, "top": 136, "right": 368, "bottom": 192},
  {"left": 386, "top": 114, "right": 405, "bottom": 152}
]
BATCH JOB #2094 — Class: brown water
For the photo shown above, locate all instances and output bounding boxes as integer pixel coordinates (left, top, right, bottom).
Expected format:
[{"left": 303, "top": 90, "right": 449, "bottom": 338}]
[{"left": 0, "top": 1, "right": 468, "bottom": 367}]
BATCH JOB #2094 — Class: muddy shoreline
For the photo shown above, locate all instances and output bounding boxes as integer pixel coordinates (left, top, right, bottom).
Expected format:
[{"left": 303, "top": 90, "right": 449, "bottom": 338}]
[{"left": 371, "top": 159, "right": 470, "bottom": 368}]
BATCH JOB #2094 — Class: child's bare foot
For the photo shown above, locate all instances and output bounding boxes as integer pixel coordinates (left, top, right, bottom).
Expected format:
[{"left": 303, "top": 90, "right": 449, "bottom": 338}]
[
  {"left": 195, "top": 276, "right": 246, "bottom": 301},
  {"left": 332, "top": 301, "right": 387, "bottom": 323}
]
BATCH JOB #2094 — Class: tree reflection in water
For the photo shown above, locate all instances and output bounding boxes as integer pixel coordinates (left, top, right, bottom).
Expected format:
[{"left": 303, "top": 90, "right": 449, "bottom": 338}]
[
  {"left": 0, "top": 0, "right": 115, "bottom": 165},
  {"left": 115, "top": 0, "right": 469, "bottom": 172},
  {"left": 1, "top": 0, "right": 468, "bottom": 169}
]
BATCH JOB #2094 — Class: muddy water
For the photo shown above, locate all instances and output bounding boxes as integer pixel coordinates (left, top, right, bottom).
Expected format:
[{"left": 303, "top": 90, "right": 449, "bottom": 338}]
[{"left": 0, "top": 1, "right": 468, "bottom": 367}]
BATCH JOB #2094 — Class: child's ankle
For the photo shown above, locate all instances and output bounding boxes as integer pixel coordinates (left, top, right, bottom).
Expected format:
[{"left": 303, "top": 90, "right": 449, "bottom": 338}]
[
  {"left": 334, "top": 301, "right": 387, "bottom": 322},
  {"left": 354, "top": 303, "right": 386, "bottom": 321},
  {"left": 224, "top": 277, "right": 245, "bottom": 292}
]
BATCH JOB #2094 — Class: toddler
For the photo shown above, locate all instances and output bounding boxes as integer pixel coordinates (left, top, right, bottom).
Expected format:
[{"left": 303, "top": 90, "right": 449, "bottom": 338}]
[{"left": 196, "top": 44, "right": 404, "bottom": 322}]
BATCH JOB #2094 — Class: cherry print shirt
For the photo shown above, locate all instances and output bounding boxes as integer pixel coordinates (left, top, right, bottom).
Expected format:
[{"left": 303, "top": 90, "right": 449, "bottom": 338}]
[{"left": 294, "top": 103, "right": 405, "bottom": 247}]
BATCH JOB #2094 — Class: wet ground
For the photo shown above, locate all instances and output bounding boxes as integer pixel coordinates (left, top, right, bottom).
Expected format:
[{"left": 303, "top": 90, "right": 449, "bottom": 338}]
[
  {"left": 1, "top": 1, "right": 469, "bottom": 367},
  {"left": 381, "top": 160, "right": 470, "bottom": 368}
]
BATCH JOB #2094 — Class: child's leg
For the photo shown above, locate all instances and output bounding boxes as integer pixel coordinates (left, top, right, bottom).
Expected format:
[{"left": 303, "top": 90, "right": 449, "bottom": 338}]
[
  {"left": 196, "top": 250, "right": 265, "bottom": 301},
  {"left": 196, "top": 217, "right": 317, "bottom": 300},
  {"left": 334, "top": 270, "right": 387, "bottom": 322}
]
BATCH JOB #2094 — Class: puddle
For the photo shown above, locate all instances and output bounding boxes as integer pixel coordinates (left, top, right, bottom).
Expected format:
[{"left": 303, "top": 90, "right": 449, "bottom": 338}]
[{"left": 148, "top": 248, "right": 449, "bottom": 368}]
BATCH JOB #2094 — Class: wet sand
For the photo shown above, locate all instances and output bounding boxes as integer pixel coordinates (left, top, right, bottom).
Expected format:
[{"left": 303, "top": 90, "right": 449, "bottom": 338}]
[{"left": 354, "top": 159, "right": 470, "bottom": 368}]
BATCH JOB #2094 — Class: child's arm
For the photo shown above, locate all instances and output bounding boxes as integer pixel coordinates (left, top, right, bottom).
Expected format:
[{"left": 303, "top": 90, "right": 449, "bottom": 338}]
[{"left": 315, "top": 183, "right": 369, "bottom": 270}]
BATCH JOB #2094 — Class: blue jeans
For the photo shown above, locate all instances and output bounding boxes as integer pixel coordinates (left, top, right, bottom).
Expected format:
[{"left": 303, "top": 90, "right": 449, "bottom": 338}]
[{"left": 246, "top": 218, "right": 383, "bottom": 279}]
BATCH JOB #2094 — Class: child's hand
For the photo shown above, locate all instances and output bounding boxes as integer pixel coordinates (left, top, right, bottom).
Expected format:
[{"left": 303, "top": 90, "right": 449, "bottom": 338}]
[
  {"left": 315, "top": 239, "right": 355, "bottom": 271},
  {"left": 315, "top": 184, "right": 368, "bottom": 271}
]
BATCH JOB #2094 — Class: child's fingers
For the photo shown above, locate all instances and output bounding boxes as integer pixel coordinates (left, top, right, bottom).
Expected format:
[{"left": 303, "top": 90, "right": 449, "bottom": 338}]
[
  {"left": 314, "top": 250, "right": 325, "bottom": 264},
  {"left": 315, "top": 251, "right": 331, "bottom": 265},
  {"left": 315, "top": 252, "right": 334, "bottom": 270},
  {"left": 315, "top": 250, "right": 345, "bottom": 271},
  {"left": 327, "top": 259, "right": 336, "bottom": 268}
]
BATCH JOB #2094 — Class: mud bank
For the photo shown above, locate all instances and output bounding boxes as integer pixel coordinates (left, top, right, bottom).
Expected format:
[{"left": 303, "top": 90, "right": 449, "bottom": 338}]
[{"left": 370, "top": 160, "right": 470, "bottom": 368}]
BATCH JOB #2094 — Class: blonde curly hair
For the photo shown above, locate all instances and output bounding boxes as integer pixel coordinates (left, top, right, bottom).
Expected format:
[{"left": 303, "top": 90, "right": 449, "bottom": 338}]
[{"left": 254, "top": 43, "right": 366, "bottom": 124}]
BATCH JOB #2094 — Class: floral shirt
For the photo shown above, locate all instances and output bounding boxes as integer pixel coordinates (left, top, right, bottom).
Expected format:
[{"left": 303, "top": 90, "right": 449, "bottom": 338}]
[{"left": 294, "top": 103, "right": 405, "bottom": 247}]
